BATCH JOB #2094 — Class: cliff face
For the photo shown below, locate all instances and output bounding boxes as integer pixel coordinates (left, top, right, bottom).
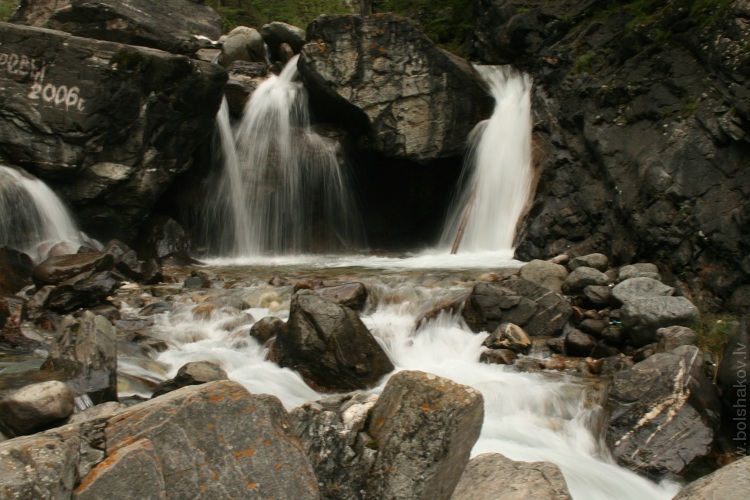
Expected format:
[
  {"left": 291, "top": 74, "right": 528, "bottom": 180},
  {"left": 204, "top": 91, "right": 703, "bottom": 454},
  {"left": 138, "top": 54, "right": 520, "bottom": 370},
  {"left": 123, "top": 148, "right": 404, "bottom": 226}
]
[{"left": 472, "top": 0, "right": 750, "bottom": 310}]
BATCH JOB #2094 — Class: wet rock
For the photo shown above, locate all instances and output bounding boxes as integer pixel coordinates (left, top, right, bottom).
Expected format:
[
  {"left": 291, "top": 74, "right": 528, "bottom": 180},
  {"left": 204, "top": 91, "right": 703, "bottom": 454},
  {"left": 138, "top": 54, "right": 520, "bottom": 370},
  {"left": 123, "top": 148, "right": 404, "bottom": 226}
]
[
  {"left": 673, "top": 455, "right": 750, "bottom": 499},
  {"left": 316, "top": 282, "right": 368, "bottom": 311},
  {"left": 41, "top": 311, "right": 118, "bottom": 404},
  {"left": 618, "top": 264, "right": 661, "bottom": 282},
  {"left": 290, "top": 393, "right": 378, "bottom": 500},
  {"left": 577, "top": 318, "right": 609, "bottom": 338},
  {"left": 463, "top": 277, "right": 571, "bottom": 337},
  {"left": 519, "top": 259, "right": 568, "bottom": 294},
  {"left": 611, "top": 277, "right": 674, "bottom": 306},
  {"left": 139, "top": 302, "right": 173, "bottom": 316},
  {"left": 655, "top": 326, "right": 698, "bottom": 353},
  {"left": 219, "top": 26, "right": 266, "bottom": 67},
  {"left": 68, "top": 402, "right": 128, "bottom": 425},
  {"left": 479, "top": 348, "right": 517, "bottom": 365},
  {"left": 452, "top": 452, "right": 572, "bottom": 500},
  {"left": 33, "top": 252, "right": 115, "bottom": 286},
  {"left": 569, "top": 253, "right": 608, "bottom": 272},
  {"left": 151, "top": 361, "right": 228, "bottom": 398},
  {"left": 0, "top": 247, "right": 34, "bottom": 294},
  {"left": 136, "top": 215, "right": 191, "bottom": 263},
  {"left": 73, "top": 438, "right": 166, "bottom": 500},
  {"left": 261, "top": 21, "right": 307, "bottom": 61},
  {"left": 620, "top": 296, "right": 699, "bottom": 347},
  {"left": 249, "top": 316, "right": 284, "bottom": 344},
  {"left": 482, "top": 322, "right": 531, "bottom": 354},
  {"left": 632, "top": 343, "right": 658, "bottom": 363},
  {"left": 219, "top": 312, "right": 255, "bottom": 333},
  {"left": 590, "top": 341, "right": 621, "bottom": 359},
  {"left": 299, "top": 14, "right": 492, "bottom": 162},
  {"left": 224, "top": 61, "right": 270, "bottom": 115},
  {"left": 104, "top": 380, "right": 318, "bottom": 498},
  {"left": 564, "top": 329, "right": 596, "bottom": 357},
  {"left": 561, "top": 266, "right": 610, "bottom": 295},
  {"left": 46, "top": 271, "right": 120, "bottom": 313},
  {"left": 271, "top": 290, "right": 394, "bottom": 392},
  {"left": 183, "top": 275, "right": 209, "bottom": 289},
  {"left": 601, "top": 324, "right": 625, "bottom": 347},
  {"left": 583, "top": 285, "right": 611, "bottom": 306},
  {"left": 11, "top": 0, "right": 222, "bottom": 55},
  {"left": 0, "top": 24, "right": 226, "bottom": 243},
  {"left": 607, "top": 345, "right": 721, "bottom": 477},
  {"left": 87, "top": 304, "right": 121, "bottom": 322},
  {"left": 367, "top": 370, "right": 484, "bottom": 500},
  {"left": 0, "top": 381, "right": 75, "bottom": 436},
  {"left": 598, "top": 355, "right": 633, "bottom": 378}
]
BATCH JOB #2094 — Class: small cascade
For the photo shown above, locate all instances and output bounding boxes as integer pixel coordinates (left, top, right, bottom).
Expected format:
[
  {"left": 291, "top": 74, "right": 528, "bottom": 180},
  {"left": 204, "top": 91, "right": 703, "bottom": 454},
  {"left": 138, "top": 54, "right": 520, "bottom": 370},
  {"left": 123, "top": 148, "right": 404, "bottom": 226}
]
[
  {"left": 0, "top": 164, "right": 86, "bottom": 261},
  {"left": 442, "top": 66, "right": 534, "bottom": 254},
  {"left": 204, "top": 55, "right": 364, "bottom": 257}
]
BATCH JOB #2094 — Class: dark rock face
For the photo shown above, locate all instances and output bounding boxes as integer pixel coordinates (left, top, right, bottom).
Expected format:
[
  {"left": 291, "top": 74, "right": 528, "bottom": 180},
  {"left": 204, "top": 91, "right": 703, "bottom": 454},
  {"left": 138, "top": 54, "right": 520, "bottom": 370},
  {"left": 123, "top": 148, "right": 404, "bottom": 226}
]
[
  {"left": 462, "top": 277, "right": 571, "bottom": 336},
  {"left": 11, "top": 0, "right": 222, "bottom": 54},
  {"left": 607, "top": 345, "right": 721, "bottom": 477},
  {"left": 316, "top": 282, "right": 368, "bottom": 311},
  {"left": 41, "top": 311, "right": 118, "bottom": 403},
  {"left": 271, "top": 290, "right": 394, "bottom": 391},
  {"left": 0, "top": 247, "right": 34, "bottom": 294},
  {"left": 452, "top": 453, "right": 572, "bottom": 500},
  {"left": 299, "top": 14, "right": 493, "bottom": 163},
  {"left": 477, "top": 1, "right": 750, "bottom": 305},
  {"left": 0, "top": 23, "right": 226, "bottom": 243},
  {"left": 33, "top": 252, "right": 114, "bottom": 286},
  {"left": 674, "top": 455, "right": 750, "bottom": 499}
]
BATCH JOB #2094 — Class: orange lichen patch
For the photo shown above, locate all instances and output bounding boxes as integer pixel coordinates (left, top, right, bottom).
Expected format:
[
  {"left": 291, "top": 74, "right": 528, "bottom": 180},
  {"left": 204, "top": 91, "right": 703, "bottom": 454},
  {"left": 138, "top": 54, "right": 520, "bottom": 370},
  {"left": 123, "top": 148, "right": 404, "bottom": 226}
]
[
  {"left": 263, "top": 440, "right": 272, "bottom": 446},
  {"left": 201, "top": 485, "right": 207, "bottom": 492},
  {"left": 209, "top": 394, "right": 225, "bottom": 403},
  {"left": 275, "top": 462, "right": 283, "bottom": 469},
  {"left": 235, "top": 449, "right": 255, "bottom": 458},
  {"left": 210, "top": 470, "right": 219, "bottom": 480},
  {"left": 206, "top": 423, "right": 214, "bottom": 429},
  {"left": 387, "top": 467, "right": 394, "bottom": 473},
  {"left": 420, "top": 403, "right": 430, "bottom": 412},
  {"left": 245, "top": 482, "right": 259, "bottom": 490},
  {"left": 231, "top": 392, "right": 244, "bottom": 400}
]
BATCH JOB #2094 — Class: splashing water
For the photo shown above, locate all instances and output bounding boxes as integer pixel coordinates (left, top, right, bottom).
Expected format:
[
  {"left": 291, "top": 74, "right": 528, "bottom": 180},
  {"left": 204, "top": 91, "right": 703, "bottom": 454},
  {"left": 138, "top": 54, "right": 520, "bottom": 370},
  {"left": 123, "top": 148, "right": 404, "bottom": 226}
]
[
  {"left": 204, "top": 56, "right": 364, "bottom": 256},
  {"left": 442, "top": 66, "right": 534, "bottom": 253},
  {"left": 0, "top": 164, "right": 87, "bottom": 261}
]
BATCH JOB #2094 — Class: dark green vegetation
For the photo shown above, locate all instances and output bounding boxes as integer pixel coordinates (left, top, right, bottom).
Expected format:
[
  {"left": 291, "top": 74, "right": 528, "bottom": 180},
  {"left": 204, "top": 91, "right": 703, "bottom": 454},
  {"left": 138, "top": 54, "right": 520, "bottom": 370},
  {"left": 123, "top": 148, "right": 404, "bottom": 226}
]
[
  {"left": 695, "top": 313, "right": 737, "bottom": 381},
  {"left": 0, "top": 0, "right": 18, "bottom": 21},
  {"left": 205, "top": 0, "right": 354, "bottom": 32}
]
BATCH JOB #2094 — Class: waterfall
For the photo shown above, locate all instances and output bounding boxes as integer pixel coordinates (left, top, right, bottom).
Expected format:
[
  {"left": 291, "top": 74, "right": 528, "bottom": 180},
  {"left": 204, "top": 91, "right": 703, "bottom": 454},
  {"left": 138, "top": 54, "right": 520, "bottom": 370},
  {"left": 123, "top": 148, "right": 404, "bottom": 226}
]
[
  {"left": 204, "top": 55, "right": 364, "bottom": 257},
  {"left": 442, "top": 66, "right": 534, "bottom": 254},
  {"left": 0, "top": 164, "right": 86, "bottom": 261}
]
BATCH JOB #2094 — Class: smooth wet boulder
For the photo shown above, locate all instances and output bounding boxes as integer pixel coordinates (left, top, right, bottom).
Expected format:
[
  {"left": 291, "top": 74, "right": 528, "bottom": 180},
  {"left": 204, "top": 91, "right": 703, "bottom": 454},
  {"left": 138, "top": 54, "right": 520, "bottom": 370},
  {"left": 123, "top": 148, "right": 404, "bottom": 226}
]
[
  {"left": 0, "top": 23, "right": 226, "bottom": 242},
  {"left": 45, "top": 270, "right": 120, "bottom": 313},
  {"left": 11, "top": 0, "right": 222, "bottom": 55},
  {"left": 271, "top": 290, "right": 394, "bottom": 392},
  {"left": 618, "top": 264, "right": 661, "bottom": 282},
  {"left": 519, "top": 259, "right": 568, "bottom": 294},
  {"left": 611, "top": 277, "right": 674, "bottom": 306},
  {"left": 33, "top": 252, "right": 115, "bottom": 286},
  {"left": 462, "top": 277, "right": 571, "bottom": 336},
  {"left": 569, "top": 253, "right": 608, "bottom": 272},
  {"left": 299, "top": 14, "right": 492, "bottom": 162},
  {"left": 564, "top": 329, "right": 596, "bottom": 357},
  {"left": 261, "top": 21, "right": 307, "bottom": 61},
  {"left": 655, "top": 325, "right": 698, "bottom": 353},
  {"left": 482, "top": 322, "right": 531, "bottom": 354},
  {"left": 290, "top": 393, "right": 379, "bottom": 500},
  {"left": 41, "top": 311, "right": 118, "bottom": 403},
  {"left": 151, "top": 361, "right": 228, "bottom": 398},
  {"left": 219, "top": 26, "right": 266, "bottom": 67},
  {"left": 103, "top": 380, "right": 319, "bottom": 498},
  {"left": 561, "top": 266, "right": 610, "bottom": 295},
  {"left": 620, "top": 296, "right": 699, "bottom": 347},
  {"left": 674, "top": 455, "right": 750, "bottom": 499},
  {"left": 452, "top": 453, "right": 572, "bottom": 500},
  {"left": 316, "top": 282, "right": 368, "bottom": 310},
  {"left": 135, "top": 215, "right": 192, "bottom": 263},
  {"left": 0, "top": 380, "right": 75, "bottom": 436},
  {"left": 367, "top": 370, "right": 484, "bottom": 499},
  {"left": 607, "top": 345, "right": 721, "bottom": 477},
  {"left": 249, "top": 316, "right": 284, "bottom": 344}
]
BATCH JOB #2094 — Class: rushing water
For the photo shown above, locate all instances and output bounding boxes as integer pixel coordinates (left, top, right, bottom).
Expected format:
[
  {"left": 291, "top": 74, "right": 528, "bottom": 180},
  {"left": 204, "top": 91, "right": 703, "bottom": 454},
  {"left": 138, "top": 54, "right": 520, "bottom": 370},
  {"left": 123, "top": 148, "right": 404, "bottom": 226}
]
[
  {"left": 441, "top": 66, "right": 534, "bottom": 253},
  {"left": 114, "top": 258, "right": 678, "bottom": 500},
  {"left": 203, "top": 56, "right": 364, "bottom": 256},
  {"left": 0, "top": 164, "right": 86, "bottom": 261}
]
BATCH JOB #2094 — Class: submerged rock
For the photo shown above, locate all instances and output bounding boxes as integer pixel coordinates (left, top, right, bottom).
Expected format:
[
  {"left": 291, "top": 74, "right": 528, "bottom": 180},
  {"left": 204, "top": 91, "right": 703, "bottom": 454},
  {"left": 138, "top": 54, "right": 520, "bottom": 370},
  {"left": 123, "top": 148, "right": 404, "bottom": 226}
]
[
  {"left": 452, "top": 453, "right": 572, "bottom": 500},
  {"left": 299, "top": 14, "right": 492, "bottom": 162},
  {"left": 271, "top": 290, "right": 394, "bottom": 392},
  {"left": 151, "top": 361, "right": 228, "bottom": 398}
]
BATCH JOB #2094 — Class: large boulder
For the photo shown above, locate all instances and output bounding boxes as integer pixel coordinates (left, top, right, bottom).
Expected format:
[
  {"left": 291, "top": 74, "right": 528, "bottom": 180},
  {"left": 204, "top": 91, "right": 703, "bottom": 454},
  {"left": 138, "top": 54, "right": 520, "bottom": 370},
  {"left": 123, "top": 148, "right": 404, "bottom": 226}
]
[
  {"left": 298, "top": 14, "right": 492, "bottom": 162},
  {"left": 261, "top": 21, "right": 307, "bottom": 62},
  {"left": 462, "top": 277, "right": 571, "bottom": 336},
  {"left": 611, "top": 277, "right": 674, "bottom": 306},
  {"left": 367, "top": 370, "right": 484, "bottom": 499},
  {"left": 452, "top": 453, "right": 572, "bottom": 500},
  {"left": 620, "top": 296, "right": 699, "bottom": 347},
  {"left": 219, "top": 26, "right": 266, "bottom": 67},
  {"left": 45, "top": 270, "right": 120, "bottom": 313},
  {"left": 33, "top": 252, "right": 114, "bottom": 286},
  {"left": 40, "top": 311, "right": 118, "bottom": 403},
  {"left": 151, "top": 360, "right": 228, "bottom": 398},
  {"left": 607, "top": 345, "right": 721, "bottom": 477},
  {"left": 0, "top": 23, "right": 226, "bottom": 242},
  {"left": 0, "top": 380, "right": 75, "bottom": 436},
  {"left": 270, "top": 290, "right": 394, "bottom": 392},
  {"left": 11, "top": 0, "right": 222, "bottom": 54},
  {"left": 519, "top": 259, "right": 568, "bottom": 294}
]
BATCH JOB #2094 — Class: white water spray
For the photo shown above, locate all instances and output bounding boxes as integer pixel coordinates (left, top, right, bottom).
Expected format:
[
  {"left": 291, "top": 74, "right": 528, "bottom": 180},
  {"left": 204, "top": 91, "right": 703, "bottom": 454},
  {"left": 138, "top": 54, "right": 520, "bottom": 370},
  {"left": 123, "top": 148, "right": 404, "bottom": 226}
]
[
  {"left": 442, "top": 66, "right": 534, "bottom": 253},
  {"left": 205, "top": 56, "right": 364, "bottom": 256},
  {"left": 0, "top": 164, "right": 86, "bottom": 261}
]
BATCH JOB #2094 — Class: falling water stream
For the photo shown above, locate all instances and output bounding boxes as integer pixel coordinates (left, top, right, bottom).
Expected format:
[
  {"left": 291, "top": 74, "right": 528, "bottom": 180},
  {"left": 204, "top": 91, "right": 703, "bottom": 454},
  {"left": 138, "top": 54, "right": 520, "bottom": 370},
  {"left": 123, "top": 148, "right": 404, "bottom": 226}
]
[{"left": 0, "top": 164, "right": 87, "bottom": 261}]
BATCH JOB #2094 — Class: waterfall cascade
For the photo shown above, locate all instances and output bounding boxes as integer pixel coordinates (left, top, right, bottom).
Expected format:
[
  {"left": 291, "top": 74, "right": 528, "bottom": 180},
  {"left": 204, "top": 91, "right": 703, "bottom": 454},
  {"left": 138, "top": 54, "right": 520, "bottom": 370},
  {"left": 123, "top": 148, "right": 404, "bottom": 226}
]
[
  {"left": 204, "top": 56, "right": 364, "bottom": 257},
  {"left": 441, "top": 66, "right": 534, "bottom": 254},
  {"left": 0, "top": 164, "right": 86, "bottom": 261}
]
